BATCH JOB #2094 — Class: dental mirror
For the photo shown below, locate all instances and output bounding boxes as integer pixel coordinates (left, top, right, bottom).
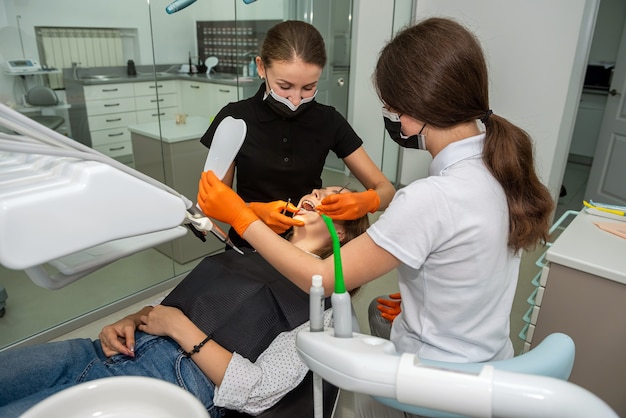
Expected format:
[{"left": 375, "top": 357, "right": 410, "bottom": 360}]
[{"left": 203, "top": 116, "right": 246, "bottom": 180}]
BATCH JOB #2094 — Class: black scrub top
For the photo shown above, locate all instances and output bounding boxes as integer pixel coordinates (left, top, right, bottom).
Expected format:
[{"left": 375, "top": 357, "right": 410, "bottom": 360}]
[{"left": 201, "top": 84, "right": 362, "bottom": 247}]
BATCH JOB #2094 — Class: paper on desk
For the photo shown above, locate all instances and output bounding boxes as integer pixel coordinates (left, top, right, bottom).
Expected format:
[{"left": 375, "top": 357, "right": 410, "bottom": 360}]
[{"left": 594, "top": 222, "right": 626, "bottom": 240}]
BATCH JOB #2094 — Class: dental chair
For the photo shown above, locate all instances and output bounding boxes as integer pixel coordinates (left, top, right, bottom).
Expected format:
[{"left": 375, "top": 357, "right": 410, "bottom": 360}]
[
  {"left": 296, "top": 322, "right": 617, "bottom": 417},
  {"left": 369, "top": 332, "right": 576, "bottom": 417},
  {"left": 24, "top": 86, "right": 65, "bottom": 132}
]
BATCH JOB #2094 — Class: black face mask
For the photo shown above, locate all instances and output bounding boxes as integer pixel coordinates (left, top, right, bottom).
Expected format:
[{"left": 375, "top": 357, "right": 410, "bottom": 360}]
[
  {"left": 382, "top": 108, "right": 426, "bottom": 150},
  {"left": 263, "top": 82, "right": 317, "bottom": 118}
]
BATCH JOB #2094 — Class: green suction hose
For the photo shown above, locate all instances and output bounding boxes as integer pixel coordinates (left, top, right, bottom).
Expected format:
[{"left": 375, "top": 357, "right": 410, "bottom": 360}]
[
  {"left": 321, "top": 214, "right": 345, "bottom": 293},
  {"left": 321, "top": 214, "right": 352, "bottom": 338}
]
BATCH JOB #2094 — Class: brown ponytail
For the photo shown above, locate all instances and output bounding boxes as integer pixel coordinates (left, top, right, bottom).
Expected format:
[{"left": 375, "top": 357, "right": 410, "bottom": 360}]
[{"left": 482, "top": 115, "right": 553, "bottom": 252}]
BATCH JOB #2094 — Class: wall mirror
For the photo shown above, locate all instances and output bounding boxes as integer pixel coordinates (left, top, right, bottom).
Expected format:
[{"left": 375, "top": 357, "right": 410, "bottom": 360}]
[{"left": 0, "top": 0, "right": 360, "bottom": 350}]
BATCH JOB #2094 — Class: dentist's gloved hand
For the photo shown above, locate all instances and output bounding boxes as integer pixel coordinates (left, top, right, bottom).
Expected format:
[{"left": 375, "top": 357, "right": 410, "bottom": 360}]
[
  {"left": 249, "top": 201, "right": 304, "bottom": 234},
  {"left": 197, "top": 170, "right": 259, "bottom": 236},
  {"left": 316, "top": 189, "right": 380, "bottom": 220},
  {"left": 376, "top": 292, "right": 402, "bottom": 322}
]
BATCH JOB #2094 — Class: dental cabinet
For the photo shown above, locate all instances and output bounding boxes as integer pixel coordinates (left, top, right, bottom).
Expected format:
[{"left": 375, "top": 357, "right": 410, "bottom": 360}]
[
  {"left": 179, "top": 80, "right": 240, "bottom": 119},
  {"left": 84, "top": 82, "right": 136, "bottom": 163},
  {"left": 526, "top": 210, "right": 626, "bottom": 416},
  {"left": 65, "top": 71, "right": 259, "bottom": 165},
  {"left": 83, "top": 80, "right": 178, "bottom": 164},
  {"left": 129, "top": 116, "right": 227, "bottom": 264}
]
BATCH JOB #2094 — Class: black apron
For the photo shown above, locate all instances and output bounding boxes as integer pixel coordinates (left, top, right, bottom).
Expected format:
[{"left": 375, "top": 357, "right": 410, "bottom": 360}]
[{"left": 162, "top": 248, "right": 329, "bottom": 361}]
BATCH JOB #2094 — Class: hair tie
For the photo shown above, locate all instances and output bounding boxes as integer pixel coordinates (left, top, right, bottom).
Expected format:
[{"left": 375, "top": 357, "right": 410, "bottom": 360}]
[{"left": 480, "top": 109, "right": 493, "bottom": 124}]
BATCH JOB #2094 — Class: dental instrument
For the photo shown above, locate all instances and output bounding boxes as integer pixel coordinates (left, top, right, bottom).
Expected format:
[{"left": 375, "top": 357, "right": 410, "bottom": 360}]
[
  {"left": 336, "top": 182, "right": 350, "bottom": 194},
  {"left": 185, "top": 205, "right": 243, "bottom": 255},
  {"left": 583, "top": 200, "right": 625, "bottom": 216},
  {"left": 281, "top": 198, "right": 292, "bottom": 215},
  {"left": 0, "top": 103, "right": 246, "bottom": 288}
]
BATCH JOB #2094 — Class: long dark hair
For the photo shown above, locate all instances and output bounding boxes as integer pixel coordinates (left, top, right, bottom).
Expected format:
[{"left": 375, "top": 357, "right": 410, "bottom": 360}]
[
  {"left": 316, "top": 215, "right": 370, "bottom": 260},
  {"left": 260, "top": 20, "right": 327, "bottom": 68},
  {"left": 374, "top": 17, "right": 553, "bottom": 253}
]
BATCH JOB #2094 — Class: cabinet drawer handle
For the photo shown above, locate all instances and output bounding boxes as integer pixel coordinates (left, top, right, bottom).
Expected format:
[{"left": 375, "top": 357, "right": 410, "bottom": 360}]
[
  {"left": 104, "top": 103, "right": 121, "bottom": 107},
  {"left": 102, "top": 88, "right": 119, "bottom": 92},
  {"left": 190, "top": 85, "right": 200, "bottom": 89},
  {"left": 152, "top": 113, "right": 166, "bottom": 117},
  {"left": 108, "top": 132, "right": 124, "bottom": 137},
  {"left": 150, "top": 99, "right": 164, "bottom": 103},
  {"left": 149, "top": 84, "right": 164, "bottom": 89},
  {"left": 106, "top": 118, "right": 122, "bottom": 122},
  {"left": 219, "top": 89, "right": 230, "bottom": 93},
  {"left": 109, "top": 146, "right": 125, "bottom": 151}
]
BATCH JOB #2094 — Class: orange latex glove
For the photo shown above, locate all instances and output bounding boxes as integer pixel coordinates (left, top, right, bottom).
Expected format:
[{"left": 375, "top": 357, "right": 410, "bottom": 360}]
[
  {"left": 316, "top": 189, "right": 380, "bottom": 221},
  {"left": 197, "top": 171, "right": 259, "bottom": 236},
  {"left": 376, "top": 292, "right": 402, "bottom": 322},
  {"left": 249, "top": 201, "right": 304, "bottom": 234}
]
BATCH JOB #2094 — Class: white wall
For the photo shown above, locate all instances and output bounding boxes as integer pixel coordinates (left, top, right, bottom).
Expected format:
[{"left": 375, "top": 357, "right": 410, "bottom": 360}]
[
  {"left": 348, "top": 0, "right": 397, "bottom": 180},
  {"left": 383, "top": 0, "right": 597, "bottom": 203}
]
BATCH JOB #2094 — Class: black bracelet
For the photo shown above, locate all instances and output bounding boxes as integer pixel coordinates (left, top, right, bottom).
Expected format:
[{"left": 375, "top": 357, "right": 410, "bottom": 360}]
[{"left": 183, "top": 335, "right": 211, "bottom": 358}]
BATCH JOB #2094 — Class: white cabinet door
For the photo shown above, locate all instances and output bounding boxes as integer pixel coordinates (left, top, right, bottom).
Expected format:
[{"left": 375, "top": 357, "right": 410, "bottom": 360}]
[
  {"left": 84, "top": 83, "right": 134, "bottom": 101},
  {"left": 179, "top": 80, "right": 212, "bottom": 118},
  {"left": 179, "top": 80, "right": 241, "bottom": 119},
  {"left": 205, "top": 83, "right": 239, "bottom": 119}
]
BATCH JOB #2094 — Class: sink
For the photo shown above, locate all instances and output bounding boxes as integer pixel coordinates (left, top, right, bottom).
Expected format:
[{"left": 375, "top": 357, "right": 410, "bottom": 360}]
[{"left": 79, "top": 74, "right": 122, "bottom": 81}]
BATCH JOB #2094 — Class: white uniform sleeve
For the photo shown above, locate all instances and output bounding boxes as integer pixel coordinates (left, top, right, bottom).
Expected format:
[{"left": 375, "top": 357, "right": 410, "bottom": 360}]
[{"left": 214, "top": 310, "right": 333, "bottom": 415}]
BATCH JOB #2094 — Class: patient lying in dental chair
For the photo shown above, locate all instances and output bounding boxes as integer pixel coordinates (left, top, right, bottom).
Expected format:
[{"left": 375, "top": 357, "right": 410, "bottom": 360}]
[{"left": 0, "top": 186, "right": 369, "bottom": 418}]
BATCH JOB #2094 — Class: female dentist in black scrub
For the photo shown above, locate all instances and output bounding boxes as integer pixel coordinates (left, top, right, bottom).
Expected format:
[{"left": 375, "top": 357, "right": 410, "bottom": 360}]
[{"left": 200, "top": 20, "right": 395, "bottom": 249}]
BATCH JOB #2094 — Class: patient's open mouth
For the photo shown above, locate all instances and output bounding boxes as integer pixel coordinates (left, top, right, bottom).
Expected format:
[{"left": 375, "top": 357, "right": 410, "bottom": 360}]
[{"left": 299, "top": 199, "right": 316, "bottom": 213}]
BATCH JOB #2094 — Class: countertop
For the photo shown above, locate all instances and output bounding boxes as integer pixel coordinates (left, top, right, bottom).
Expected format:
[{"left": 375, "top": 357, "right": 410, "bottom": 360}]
[
  {"left": 128, "top": 116, "right": 211, "bottom": 143},
  {"left": 546, "top": 209, "right": 626, "bottom": 284},
  {"left": 75, "top": 71, "right": 259, "bottom": 88}
]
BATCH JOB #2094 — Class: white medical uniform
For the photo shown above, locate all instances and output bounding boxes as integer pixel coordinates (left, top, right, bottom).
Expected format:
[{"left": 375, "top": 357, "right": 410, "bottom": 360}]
[
  {"left": 358, "top": 134, "right": 520, "bottom": 418},
  {"left": 368, "top": 134, "right": 518, "bottom": 363}
]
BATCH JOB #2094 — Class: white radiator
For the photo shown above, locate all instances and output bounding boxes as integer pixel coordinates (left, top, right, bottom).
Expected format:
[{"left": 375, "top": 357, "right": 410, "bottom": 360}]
[{"left": 36, "top": 27, "right": 125, "bottom": 88}]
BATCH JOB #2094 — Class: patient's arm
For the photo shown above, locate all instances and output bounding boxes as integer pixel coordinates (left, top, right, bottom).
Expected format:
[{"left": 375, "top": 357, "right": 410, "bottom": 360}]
[
  {"left": 99, "top": 305, "right": 153, "bottom": 357},
  {"left": 138, "top": 304, "right": 233, "bottom": 386}
]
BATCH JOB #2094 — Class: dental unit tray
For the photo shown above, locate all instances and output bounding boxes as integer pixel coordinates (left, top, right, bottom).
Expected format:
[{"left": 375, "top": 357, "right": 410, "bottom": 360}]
[{"left": 0, "top": 103, "right": 246, "bottom": 289}]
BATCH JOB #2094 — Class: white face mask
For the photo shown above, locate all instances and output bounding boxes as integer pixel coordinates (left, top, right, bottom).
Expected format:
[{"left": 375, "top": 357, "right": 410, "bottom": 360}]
[{"left": 262, "top": 77, "right": 318, "bottom": 118}]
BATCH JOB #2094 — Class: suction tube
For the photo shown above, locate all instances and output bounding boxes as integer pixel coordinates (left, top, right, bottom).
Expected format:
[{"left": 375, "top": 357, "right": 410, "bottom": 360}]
[{"left": 321, "top": 215, "right": 352, "bottom": 338}]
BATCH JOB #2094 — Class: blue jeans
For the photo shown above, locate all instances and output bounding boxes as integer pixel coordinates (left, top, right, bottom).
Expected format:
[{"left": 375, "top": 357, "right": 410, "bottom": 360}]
[{"left": 0, "top": 332, "right": 222, "bottom": 418}]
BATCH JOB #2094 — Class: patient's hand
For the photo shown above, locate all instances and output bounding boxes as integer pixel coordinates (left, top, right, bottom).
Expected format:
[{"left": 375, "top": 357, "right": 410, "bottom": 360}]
[
  {"left": 138, "top": 305, "right": 187, "bottom": 338},
  {"left": 99, "top": 306, "right": 152, "bottom": 358}
]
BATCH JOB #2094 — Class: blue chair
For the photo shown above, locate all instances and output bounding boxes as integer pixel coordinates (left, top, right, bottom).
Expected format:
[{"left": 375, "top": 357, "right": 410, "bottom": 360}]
[{"left": 372, "top": 332, "right": 575, "bottom": 417}]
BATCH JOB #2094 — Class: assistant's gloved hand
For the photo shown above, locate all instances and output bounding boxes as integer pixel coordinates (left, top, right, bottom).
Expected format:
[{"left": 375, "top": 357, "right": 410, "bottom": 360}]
[
  {"left": 249, "top": 201, "right": 304, "bottom": 234},
  {"left": 316, "top": 189, "right": 380, "bottom": 220},
  {"left": 376, "top": 292, "right": 402, "bottom": 322},
  {"left": 197, "top": 170, "right": 259, "bottom": 236}
]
